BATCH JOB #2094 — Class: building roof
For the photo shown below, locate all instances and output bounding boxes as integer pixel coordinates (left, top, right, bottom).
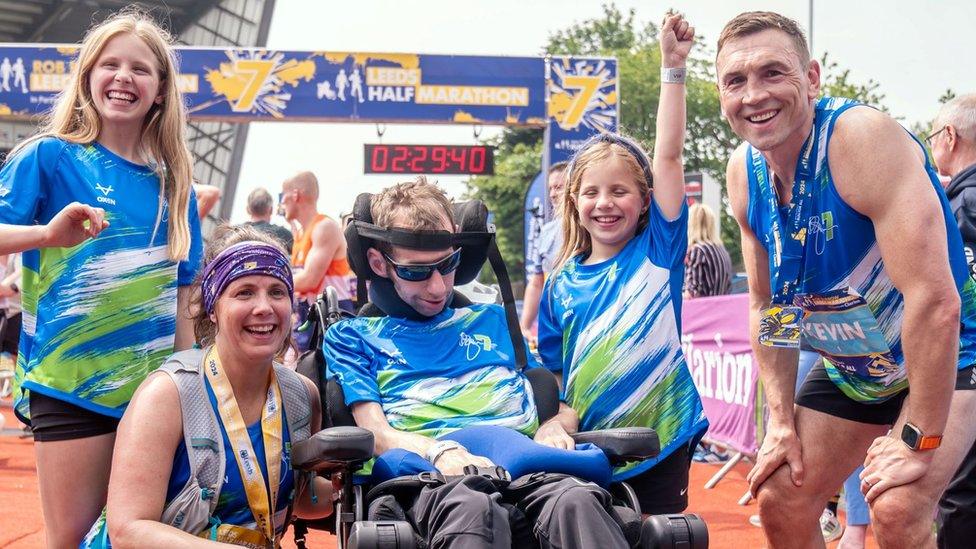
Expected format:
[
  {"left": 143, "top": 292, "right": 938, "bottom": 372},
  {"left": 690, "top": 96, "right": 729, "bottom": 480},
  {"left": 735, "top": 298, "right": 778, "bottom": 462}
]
[{"left": 0, "top": 0, "right": 220, "bottom": 43}]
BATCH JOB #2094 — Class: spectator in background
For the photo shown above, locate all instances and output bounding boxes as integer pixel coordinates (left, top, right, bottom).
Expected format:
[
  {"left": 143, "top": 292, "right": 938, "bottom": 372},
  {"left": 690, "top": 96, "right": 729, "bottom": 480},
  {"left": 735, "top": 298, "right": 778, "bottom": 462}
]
[
  {"left": 0, "top": 253, "right": 21, "bottom": 403},
  {"left": 519, "top": 161, "right": 567, "bottom": 343},
  {"left": 244, "top": 187, "right": 294, "bottom": 253},
  {"left": 929, "top": 92, "right": 976, "bottom": 548},
  {"left": 0, "top": 253, "right": 21, "bottom": 358},
  {"left": 683, "top": 203, "right": 732, "bottom": 298},
  {"left": 279, "top": 171, "right": 353, "bottom": 351}
]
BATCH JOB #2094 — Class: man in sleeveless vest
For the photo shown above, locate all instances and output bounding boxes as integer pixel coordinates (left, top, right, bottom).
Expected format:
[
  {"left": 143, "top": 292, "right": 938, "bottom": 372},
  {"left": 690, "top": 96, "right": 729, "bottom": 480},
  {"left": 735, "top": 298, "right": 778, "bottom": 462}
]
[
  {"left": 928, "top": 93, "right": 976, "bottom": 547},
  {"left": 718, "top": 11, "right": 976, "bottom": 549},
  {"left": 279, "top": 171, "right": 354, "bottom": 351}
]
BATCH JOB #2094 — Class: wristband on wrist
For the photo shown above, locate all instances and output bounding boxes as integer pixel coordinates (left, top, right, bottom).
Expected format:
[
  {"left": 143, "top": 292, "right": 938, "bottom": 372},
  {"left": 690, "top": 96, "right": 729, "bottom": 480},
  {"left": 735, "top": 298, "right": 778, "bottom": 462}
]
[
  {"left": 661, "top": 67, "right": 687, "bottom": 84},
  {"left": 426, "top": 440, "right": 465, "bottom": 465}
]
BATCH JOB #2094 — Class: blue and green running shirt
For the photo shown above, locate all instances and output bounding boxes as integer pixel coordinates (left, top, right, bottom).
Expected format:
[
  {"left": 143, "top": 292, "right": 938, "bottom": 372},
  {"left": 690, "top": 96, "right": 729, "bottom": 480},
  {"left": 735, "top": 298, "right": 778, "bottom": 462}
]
[
  {"left": 0, "top": 137, "right": 203, "bottom": 419},
  {"left": 745, "top": 97, "right": 976, "bottom": 403},
  {"left": 538, "top": 201, "right": 708, "bottom": 480},
  {"left": 323, "top": 303, "right": 540, "bottom": 439}
]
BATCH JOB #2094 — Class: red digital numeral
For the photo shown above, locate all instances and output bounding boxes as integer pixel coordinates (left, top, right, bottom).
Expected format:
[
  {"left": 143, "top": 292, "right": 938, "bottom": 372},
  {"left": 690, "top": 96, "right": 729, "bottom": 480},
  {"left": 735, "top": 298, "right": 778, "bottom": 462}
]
[
  {"left": 391, "top": 146, "right": 410, "bottom": 172},
  {"left": 469, "top": 147, "right": 485, "bottom": 173},
  {"left": 449, "top": 147, "right": 467, "bottom": 171},
  {"left": 371, "top": 146, "right": 389, "bottom": 172},
  {"left": 410, "top": 146, "right": 428, "bottom": 172},
  {"left": 431, "top": 146, "right": 448, "bottom": 172}
]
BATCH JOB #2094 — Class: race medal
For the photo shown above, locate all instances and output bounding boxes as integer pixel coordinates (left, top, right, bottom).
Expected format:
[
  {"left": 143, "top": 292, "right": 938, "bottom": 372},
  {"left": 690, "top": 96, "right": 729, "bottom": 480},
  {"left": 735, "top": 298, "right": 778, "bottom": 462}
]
[
  {"left": 759, "top": 305, "right": 803, "bottom": 348},
  {"left": 795, "top": 289, "right": 899, "bottom": 383}
]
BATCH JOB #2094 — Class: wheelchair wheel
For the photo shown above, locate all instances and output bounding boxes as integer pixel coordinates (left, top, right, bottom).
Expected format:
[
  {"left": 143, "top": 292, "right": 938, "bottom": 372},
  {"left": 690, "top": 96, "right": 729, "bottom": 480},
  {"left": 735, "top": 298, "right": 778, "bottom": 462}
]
[
  {"left": 640, "top": 513, "right": 708, "bottom": 549},
  {"left": 347, "top": 521, "right": 416, "bottom": 549},
  {"left": 337, "top": 484, "right": 366, "bottom": 549}
]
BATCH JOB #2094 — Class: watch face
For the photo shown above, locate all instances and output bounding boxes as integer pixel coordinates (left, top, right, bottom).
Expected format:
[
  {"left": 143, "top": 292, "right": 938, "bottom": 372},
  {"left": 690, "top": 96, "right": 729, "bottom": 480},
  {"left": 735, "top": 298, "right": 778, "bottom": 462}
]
[{"left": 901, "top": 423, "right": 920, "bottom": 449}]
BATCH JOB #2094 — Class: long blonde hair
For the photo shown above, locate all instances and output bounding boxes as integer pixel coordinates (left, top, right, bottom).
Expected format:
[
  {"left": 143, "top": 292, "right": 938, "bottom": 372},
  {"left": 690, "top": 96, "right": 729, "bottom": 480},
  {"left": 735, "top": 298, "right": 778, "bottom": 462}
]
[
  {"left": 11, "top": 9, "right": 193, "bottom": 261},
  {"left": 554, "top": 135, "right": 653, "bottom": 271},
  {"left": 688, "top": 203, "right": 721, "bottom": 246}
]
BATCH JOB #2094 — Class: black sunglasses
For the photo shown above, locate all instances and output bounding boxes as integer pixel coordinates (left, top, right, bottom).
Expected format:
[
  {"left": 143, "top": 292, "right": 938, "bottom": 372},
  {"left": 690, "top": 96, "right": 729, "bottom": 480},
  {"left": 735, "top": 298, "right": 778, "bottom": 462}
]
[
  {"left": 925, "top": 126, "right": 947, "bottom": 146},
  {"left": 383, "top": 249, "right": 462, "bottom": 282}
]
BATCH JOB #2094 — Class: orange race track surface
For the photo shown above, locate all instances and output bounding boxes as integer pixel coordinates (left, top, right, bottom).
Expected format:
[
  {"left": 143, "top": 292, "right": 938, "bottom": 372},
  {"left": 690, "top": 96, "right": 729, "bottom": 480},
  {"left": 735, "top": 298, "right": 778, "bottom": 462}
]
[{"left": 1, "top": 405, "right": 878, "bottom": 549}]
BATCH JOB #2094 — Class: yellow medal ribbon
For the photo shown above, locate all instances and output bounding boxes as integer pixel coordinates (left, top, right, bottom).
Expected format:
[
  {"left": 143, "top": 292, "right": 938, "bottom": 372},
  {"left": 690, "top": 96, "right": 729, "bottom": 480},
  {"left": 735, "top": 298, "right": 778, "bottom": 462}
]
[{"left": 204, "top": 347, "right": 283, "bottom": 547}]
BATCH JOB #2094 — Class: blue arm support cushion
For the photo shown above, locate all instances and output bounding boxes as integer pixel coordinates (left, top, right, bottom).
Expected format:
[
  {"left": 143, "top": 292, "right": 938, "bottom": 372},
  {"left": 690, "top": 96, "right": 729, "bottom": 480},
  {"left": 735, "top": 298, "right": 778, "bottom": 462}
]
[{"left": 371, "top": 425, "right": 612, "bottom": 487}]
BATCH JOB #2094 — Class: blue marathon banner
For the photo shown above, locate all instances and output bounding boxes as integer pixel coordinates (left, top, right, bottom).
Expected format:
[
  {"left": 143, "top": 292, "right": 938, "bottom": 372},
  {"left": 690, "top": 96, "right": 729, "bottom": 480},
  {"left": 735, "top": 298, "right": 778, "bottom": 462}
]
[
  {"left": 523, "top": 56, "right": 618, "bottom": 272},
  {"left": 0, "top": 46, "right": 547, "bottom": 125}
]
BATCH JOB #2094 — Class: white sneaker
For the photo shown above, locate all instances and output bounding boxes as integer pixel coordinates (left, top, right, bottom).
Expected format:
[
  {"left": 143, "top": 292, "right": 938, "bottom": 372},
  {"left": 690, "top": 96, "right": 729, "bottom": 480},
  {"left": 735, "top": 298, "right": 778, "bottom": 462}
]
[{"left": 820, "top": 509, "right": 844, "bottom": 542}]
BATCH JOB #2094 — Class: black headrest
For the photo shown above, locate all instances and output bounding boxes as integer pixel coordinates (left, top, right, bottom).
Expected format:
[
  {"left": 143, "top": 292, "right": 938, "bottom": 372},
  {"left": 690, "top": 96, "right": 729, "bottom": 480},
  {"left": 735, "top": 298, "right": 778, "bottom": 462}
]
[
  {"left": 338, "top": 192, "right": 526, "bottom": 369},
  {"left": 344, "top": 193, "right": 492, "bottom": 287}
]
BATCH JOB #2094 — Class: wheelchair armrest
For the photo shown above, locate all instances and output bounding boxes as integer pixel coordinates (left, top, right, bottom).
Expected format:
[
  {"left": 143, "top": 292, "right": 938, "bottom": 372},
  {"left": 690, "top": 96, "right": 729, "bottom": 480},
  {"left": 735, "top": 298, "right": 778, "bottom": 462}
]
[
  {"left": 572, "top": 427, "right": 660, "bottom": 465},
  {"left": 292, "top": 426, "right": 375, "bottom": 474}
]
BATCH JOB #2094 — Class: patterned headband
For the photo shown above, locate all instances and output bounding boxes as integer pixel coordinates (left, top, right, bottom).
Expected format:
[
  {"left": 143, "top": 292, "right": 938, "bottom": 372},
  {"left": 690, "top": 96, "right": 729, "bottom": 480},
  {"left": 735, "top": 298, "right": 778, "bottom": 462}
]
[
  {"left": 568, "top": 132, "right": 654, "bottom": 189},
  {"left": 201, "top": 241, "right": 293, "bottom": 314}
]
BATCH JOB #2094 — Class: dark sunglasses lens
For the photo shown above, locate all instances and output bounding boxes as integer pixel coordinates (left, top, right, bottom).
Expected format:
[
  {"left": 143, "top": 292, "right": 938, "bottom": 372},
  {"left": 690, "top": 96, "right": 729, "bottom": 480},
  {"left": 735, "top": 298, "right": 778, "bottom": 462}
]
[
  {"left": 438, "top": 250, "right": 462, "bottom": 274},
  {"left": 398, "top": 266, "right": 434, "bottom": 281},
  {"left": 392, "top": 250, "right": 461, "bottom": 281}
]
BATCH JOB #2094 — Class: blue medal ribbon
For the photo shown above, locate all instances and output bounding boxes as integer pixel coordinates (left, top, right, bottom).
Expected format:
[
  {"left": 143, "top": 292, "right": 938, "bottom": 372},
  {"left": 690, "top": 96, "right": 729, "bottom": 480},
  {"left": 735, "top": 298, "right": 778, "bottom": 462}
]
[{"left": 752, "top": 116, "right": 820, "bottom": 305}]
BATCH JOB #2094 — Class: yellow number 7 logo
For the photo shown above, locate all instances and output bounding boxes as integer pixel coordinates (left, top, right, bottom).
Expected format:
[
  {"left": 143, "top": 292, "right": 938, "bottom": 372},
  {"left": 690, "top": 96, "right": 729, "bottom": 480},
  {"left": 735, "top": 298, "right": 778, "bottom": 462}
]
[
  {"left": 560, "top": 75, "right": 601, "bottom": 128},
  {"left": 231, "top": 59, "right": 275, "bottom": 112}
]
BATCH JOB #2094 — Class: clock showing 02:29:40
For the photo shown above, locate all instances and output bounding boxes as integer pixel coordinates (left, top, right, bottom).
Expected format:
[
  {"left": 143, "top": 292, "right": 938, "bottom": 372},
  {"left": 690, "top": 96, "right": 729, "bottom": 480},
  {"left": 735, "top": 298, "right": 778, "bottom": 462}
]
[{"left": 364, "top": 144, "right": 495, "bottom": 175}]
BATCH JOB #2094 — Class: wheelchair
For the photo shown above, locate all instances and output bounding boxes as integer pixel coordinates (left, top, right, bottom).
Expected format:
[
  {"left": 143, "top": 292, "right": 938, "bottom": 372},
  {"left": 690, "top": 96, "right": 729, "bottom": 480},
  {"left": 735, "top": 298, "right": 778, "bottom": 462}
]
[{"left": 290, "top": 193, "right": 709, "bottom": 549}]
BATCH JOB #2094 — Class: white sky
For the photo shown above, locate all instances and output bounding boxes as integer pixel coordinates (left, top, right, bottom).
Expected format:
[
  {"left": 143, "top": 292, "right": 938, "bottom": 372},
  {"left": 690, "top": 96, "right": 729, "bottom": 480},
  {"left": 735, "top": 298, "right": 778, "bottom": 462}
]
[{"left": 230, "top": 0, "right": 976, "bottom": 222}]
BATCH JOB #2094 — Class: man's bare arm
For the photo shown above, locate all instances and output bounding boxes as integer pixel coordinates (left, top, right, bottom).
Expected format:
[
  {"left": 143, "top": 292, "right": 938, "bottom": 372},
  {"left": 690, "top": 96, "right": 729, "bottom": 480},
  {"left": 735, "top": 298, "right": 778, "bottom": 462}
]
[
  {"left": 191, "top": 184, "right": 222, "bottom": 221},
  {"left": 728, "top": 145, "right": 800, "bottom": 430},
  {"left": 293, "top": 217, "right": 342, "bottom": 295},
  {"left": 727, "top": 144, "right": 805, "bottom": 493},
  {"left": 351, "top": 401, "right": 493, "bottom": 474},
  {"left": 520, "top": 273, "right": 545, "bottom": 335},
  {"left": 830, "top": 108, "right": 959, "bottom": 439}
]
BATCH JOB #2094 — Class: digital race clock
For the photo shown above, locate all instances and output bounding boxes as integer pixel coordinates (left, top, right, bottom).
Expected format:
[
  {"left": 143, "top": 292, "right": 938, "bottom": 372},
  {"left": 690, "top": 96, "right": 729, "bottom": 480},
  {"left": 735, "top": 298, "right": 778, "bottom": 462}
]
[{"left": 364, "top": 144, "right": 495, "bottom": 175}]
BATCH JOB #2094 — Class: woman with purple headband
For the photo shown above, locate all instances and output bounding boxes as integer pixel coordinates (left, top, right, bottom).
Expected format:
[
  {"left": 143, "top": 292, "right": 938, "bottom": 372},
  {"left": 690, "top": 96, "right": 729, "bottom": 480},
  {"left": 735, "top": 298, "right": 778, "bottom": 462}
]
[{"left": 83, "top": 225, "right": 332, "bottom": 548}]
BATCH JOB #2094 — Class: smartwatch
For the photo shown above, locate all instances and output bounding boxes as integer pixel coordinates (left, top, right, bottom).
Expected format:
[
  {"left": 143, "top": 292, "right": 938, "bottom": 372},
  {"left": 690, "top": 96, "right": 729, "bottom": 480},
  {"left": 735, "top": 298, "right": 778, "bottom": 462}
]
[{"left": 901, "top": 422, "right": 942, "bottom": 451}]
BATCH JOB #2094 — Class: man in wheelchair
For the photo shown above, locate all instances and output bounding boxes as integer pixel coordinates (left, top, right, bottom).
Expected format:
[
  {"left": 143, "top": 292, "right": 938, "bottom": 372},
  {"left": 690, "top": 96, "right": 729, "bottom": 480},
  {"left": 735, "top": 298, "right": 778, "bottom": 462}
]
[{"left": 310, "top": 178, "right": 706, "bottom": 549}]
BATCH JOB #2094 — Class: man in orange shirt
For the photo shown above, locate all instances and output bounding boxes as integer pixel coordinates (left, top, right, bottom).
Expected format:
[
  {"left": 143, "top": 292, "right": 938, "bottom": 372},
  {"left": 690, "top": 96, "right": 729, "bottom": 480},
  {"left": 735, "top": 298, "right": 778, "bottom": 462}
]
[{"left": 279, "top": 171, "right": 353, "bottom": 350}]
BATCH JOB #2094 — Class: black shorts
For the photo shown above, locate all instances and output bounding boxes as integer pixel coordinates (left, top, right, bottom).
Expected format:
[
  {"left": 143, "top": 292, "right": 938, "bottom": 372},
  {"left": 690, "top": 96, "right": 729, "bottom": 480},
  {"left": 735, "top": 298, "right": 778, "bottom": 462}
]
[
  {"left": 622, "top": 443, "right": 692, "bottom": 515},
  {"left": 1, "top": 312, "right": 20, "bottom": 355},
  {"left": 28, "top": 391, "right": 120, "bottom": 442},
  {"left": 796, "top": 361, "right": 976, "bottom": 425}
]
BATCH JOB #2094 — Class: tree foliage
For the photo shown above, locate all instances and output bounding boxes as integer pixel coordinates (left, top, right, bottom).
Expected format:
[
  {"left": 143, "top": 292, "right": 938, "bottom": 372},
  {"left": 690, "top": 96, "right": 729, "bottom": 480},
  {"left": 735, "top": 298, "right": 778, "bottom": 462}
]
[
  {"left": 818, "top": 52, "right": 887, "bottom": 111},
  {"left": 467, "top": 129, "right": 543, "bottom": 279},
  {"left": 467, "top": 3, "right": 889, "bottom": 278}
]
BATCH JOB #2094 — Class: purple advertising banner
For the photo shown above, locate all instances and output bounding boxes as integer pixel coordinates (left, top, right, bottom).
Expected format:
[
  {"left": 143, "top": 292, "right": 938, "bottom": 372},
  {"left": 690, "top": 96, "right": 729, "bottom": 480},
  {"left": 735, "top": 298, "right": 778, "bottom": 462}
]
[{"left": 681, "top": 293, "right": 764, "bottom": 455}]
